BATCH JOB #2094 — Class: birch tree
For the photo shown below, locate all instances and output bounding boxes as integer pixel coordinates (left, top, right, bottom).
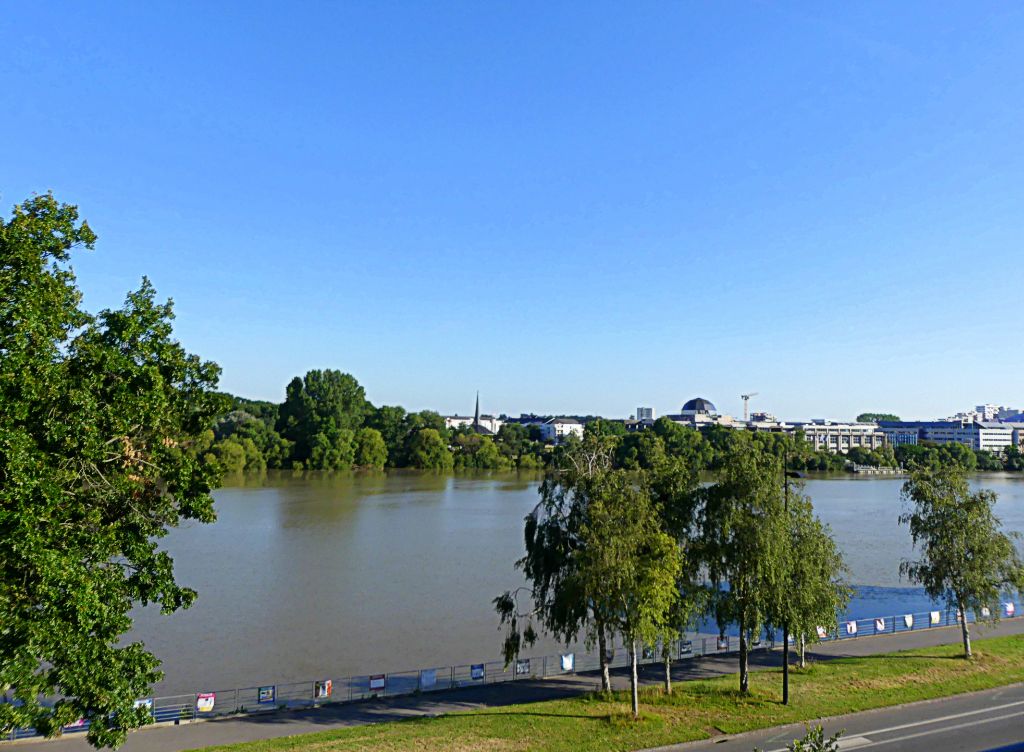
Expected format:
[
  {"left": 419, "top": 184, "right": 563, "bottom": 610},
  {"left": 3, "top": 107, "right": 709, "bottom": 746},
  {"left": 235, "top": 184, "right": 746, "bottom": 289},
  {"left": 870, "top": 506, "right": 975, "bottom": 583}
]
[{"left": 900, "top": 466, "right": 1024, "bottom": 658}]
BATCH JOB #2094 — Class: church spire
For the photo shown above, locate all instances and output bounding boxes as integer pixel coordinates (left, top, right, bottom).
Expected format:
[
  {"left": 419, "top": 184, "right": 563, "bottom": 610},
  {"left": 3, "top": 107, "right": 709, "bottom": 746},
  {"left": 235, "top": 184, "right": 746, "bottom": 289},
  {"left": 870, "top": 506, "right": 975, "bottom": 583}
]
[{"left": 474, "top": 391, "right": 480, "bottom": 428}]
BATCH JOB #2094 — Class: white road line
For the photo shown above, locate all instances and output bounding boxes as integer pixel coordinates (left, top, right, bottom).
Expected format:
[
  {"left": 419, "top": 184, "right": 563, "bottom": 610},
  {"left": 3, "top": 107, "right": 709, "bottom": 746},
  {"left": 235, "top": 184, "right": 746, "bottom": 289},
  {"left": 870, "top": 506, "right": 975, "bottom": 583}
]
[
  {"left": 863, "top": 708, "right": 1024, "bottom": 747},
  {"left": 762, "top": 697, "right": 1024, "bottom": 752},
  {"left": 846, "top": 697, "right": 1024, "bottom": 737}
]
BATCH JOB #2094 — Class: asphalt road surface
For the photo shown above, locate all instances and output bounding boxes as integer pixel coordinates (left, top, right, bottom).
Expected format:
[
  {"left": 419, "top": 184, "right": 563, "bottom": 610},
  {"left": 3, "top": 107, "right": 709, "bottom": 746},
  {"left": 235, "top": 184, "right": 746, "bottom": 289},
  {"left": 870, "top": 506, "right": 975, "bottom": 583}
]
[{"left": 656, "top": 682, "right": 1024, "bottom": 752}]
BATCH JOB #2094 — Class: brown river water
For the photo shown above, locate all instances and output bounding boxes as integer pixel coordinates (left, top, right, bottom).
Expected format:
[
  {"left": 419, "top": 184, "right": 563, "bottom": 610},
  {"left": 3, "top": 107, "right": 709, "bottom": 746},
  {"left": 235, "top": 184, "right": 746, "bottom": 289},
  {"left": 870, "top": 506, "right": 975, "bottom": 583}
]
[{"left": 130, "top": 470, "right": 1024, "bottom": 695}]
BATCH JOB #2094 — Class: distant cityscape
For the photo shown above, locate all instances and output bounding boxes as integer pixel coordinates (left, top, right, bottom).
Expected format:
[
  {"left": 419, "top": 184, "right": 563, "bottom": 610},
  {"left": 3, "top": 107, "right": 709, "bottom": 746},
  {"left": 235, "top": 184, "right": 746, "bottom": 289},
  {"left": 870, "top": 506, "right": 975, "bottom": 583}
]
[{"left": 445, "top": 398, "right": 1024, "bottom": 455}]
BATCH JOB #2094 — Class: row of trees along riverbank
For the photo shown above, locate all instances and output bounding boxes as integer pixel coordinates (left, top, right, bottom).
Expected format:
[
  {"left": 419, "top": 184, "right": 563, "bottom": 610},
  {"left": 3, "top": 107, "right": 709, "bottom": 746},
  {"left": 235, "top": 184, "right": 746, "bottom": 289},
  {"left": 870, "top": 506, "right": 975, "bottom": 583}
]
[
  {"left": 496, "top": 433, "right": 1024, "bottom": 719},
  {"left": 205, "top": 386, "right": 1024, "bottom": 475}
]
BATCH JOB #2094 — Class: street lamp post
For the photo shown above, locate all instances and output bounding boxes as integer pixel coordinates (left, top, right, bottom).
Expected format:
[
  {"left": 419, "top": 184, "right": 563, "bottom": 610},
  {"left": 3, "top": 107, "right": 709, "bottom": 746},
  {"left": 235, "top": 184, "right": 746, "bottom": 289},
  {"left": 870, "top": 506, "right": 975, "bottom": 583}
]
[{"left": 782, "top": 452, "right": 802, "bottom": 706}]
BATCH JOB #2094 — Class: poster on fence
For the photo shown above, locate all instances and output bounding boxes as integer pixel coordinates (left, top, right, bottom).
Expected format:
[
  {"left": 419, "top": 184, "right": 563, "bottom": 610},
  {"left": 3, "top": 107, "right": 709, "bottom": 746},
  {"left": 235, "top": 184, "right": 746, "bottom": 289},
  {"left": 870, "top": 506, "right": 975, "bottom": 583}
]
[
  {"left": 134, "top": 698, "right": 153, "bottom": 710},
  {"left": 561, "top": 653, "right": 575, "bottom": 671},
  {"left": 642, "top": 646, "right": 655, "bottom": 660},
  {"left": 982, "top": 607, "right": 991, "bottom": 618},
  {"left": 680, "top": 640, "right": 693, "bottom": 655},
  {"left": 258, "top": 686, "right": 275, "bottom": 704},
  {"left": 196, "top": 693, "right": 216, "bottom": 713},
  {"left": 1006, "top": 602, "right": 1016, "bottom": 617},
  {"left": 846, "top": 621, "right": 857, "bottom": 636},
  {"left": 420, "top": 669, "right": 437, "bottom": 689},
  {"left": 369, "top": 675, "right": 386, "bottom": 692},
  {"left": 904, "top": 614, "right": 913, "bottom": 628},
  {"left": 930, "top": 611, "right": 941, "bottom": 625},
  {"left": 65, "top": 718, "right": 87, "bottom": 729},
  {"left": 314, "top": 680, "right": 332, "bottom": 699},
  {"left": 815, "top": 626, "right": 827, "bottom": 639},
  {"left": 515, "top": 659, "right": 530, "bottom": 676},
  {"left": 471, "top": 664, "right": 485, "bottom": 681},
  {"left": 875, "top": 618, "right": 885, "bottom": 632},
  {"left": 717, "top": 636, "right": 729, "bottom": 650}
]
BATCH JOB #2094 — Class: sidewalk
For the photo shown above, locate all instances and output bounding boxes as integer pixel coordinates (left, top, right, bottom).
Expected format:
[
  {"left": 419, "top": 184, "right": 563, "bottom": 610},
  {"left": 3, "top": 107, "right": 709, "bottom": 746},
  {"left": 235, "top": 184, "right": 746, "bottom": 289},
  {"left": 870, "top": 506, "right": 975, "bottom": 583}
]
[{"left": 16, "top": 619, "right": 1024, "bottom": 752}]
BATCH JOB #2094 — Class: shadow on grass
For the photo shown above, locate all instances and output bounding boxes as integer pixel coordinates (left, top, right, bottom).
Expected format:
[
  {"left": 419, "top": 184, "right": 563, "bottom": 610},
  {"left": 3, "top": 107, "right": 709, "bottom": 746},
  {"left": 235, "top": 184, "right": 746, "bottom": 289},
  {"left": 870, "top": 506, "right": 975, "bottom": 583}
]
[{"left": 460, "top": 710, "right": 609, "bottom": 722}]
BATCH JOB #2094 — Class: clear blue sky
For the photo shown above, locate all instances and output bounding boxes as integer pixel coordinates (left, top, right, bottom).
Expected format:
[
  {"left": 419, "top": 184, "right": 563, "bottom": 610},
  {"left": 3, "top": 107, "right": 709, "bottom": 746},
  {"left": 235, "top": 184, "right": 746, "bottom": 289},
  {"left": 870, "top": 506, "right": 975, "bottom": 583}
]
[{"left": 4, "top": 2, "right": 1023, "bottom": 421}]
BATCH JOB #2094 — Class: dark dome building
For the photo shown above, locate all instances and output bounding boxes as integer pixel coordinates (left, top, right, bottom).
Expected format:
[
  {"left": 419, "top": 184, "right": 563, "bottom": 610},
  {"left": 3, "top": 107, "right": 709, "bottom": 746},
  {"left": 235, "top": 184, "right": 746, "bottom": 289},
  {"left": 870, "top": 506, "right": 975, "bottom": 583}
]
[{"left": 681, "top": 397, "right": 716, "bottom": 415}]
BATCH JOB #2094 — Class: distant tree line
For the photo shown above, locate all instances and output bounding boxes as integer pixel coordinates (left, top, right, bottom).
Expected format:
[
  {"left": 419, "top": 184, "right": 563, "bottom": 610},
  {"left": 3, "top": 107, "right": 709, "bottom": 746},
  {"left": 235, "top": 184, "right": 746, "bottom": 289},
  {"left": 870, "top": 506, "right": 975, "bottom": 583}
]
[
  {"left": 200, "top": 370, "right": 551, "bottom": 473},
  {"left": 202, "top": 382, "right": 1024, "bottom": 475}
]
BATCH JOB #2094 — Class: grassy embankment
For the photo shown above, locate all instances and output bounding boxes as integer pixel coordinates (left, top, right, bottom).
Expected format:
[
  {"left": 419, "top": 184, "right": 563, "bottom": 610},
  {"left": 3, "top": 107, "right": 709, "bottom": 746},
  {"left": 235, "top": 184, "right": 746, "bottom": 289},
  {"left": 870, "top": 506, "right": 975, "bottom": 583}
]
[{"left": 198, "top": 634, "right": 1024, "bottom": 752}]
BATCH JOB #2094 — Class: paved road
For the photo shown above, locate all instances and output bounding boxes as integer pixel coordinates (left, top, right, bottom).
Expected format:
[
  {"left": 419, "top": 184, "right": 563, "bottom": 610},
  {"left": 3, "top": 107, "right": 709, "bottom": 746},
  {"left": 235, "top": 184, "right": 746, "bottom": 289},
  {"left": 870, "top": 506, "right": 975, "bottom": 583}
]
[
  {"left": 15, "top": 619, "right": 1024, "bottom": 752},
  {"left": 656, "top": 682, "right": 1024, "bottom": 752}
]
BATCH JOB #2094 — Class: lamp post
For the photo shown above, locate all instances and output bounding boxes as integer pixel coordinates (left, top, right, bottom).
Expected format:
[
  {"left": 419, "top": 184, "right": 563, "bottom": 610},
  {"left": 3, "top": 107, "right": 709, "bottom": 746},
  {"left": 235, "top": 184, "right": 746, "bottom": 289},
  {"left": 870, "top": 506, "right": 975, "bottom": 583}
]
[{"left": 782, "top": 451, "right": 802, "bottom": 706}]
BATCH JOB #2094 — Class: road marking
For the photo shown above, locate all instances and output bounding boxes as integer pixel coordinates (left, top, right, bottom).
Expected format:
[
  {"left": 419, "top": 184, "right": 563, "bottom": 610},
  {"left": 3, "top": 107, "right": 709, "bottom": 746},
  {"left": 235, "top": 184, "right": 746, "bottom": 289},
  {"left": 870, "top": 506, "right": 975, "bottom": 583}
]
[
  {"left": 762, "top": 697, "right": 1024, "bottom": 752},
  {"left": 836, "top": 736, "right": 873, "bottom": 749},
  {"left": 847, "top": 697, "right": 1024, "bottom": 737},
  {"left": 864, "top": 709, "right": 1024, "bottom": 747}
]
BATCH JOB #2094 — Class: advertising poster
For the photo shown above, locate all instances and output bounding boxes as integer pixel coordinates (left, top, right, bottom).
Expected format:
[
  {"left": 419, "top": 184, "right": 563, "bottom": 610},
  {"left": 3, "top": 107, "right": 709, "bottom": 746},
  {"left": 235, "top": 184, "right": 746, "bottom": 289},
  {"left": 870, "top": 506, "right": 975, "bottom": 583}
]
[
  {"left": 815, "top": 626, "right": 827, "bottom": 639},
  {"left": 846, "top": 620, "right": 857, "bottom": 635},
  {"left": 1007, "top": 602, "right": 1016, "bottom": 617},
  {"left": 369, "top": 675, "right": 386, "bottom": 692},
  {"left": 515, "top": 659, "right": 530, "bottom": 676},
  {"left": 314, "top": 680, "right": 332, "bottom": 699},
  {"left": 560, "top": 653, "right": 575, "bottom": 671},
  {"left": 679, "top": 640, "right": 693, "bottom": 655},
  {"left": 904, "top": 614, "right": 914, "bottom": 628},
  {"left": 133, "top": 698, "right": 153, "bottom": 711},
  {"left": 717, "top": 636, "right": 729, "bottom": 650},
  {"left": 196, "top": 693, "right": 215, "bottom": 713},
  {"left": 875, "top": 618, "right": 885, "bottom": 632},
  {"left": 258, "top": 686, "right": 275, "bottom": 704},
  {"left": 981, "top": 607, "right": 991, "bottom": 618},
  {"left": 470, "top": 664, "right": 485, "bottom": 681},
  {"left": 930, "top": 610, "right": 941, "bottom": 625},
  {"left": 420, "top": 669, "right": 437, "bottom": 690}
]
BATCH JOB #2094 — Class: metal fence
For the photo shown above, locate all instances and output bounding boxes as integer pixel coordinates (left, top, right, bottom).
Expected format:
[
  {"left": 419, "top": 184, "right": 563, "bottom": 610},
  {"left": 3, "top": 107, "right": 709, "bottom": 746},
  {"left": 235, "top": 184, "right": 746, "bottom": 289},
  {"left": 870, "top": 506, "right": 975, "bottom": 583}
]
[{"left": 4, "top": 601, "right": 1020, "bottom": 743}]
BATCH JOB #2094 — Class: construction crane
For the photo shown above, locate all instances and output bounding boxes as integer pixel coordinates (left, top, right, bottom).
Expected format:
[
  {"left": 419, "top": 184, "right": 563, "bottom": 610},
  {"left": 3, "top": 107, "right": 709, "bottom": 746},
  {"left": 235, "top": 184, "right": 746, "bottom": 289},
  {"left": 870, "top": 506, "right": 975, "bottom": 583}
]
[{"left": 741, "top": 392, "right": 759, "bottom": 422}]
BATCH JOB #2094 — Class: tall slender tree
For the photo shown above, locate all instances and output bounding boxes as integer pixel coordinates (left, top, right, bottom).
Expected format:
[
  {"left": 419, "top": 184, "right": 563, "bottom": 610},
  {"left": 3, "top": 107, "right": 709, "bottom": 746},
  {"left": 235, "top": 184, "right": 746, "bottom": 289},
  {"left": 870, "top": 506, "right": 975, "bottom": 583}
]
[
  {"left": 494, "top": 436, "right": 619, "bottom": 691},
  {"left": 698, "top": 435, "right": 788, "bottom": 693},
  {"left": 900, "top": 466, "right": 1024, "bottom": 658},
  {"left": 576, "top": 471, "right": 682, "bottom": 718}
]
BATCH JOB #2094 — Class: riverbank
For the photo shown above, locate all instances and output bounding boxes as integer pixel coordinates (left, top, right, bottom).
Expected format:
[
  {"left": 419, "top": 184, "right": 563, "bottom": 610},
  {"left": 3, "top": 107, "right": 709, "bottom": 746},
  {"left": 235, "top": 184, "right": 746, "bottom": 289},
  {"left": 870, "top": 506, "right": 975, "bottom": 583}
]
[
  {"left": 191, "top": 631, "right": 1024, "bottom": 752},
  {"left": 28, "top": 619, "right": 1024, "bottom": 752}
]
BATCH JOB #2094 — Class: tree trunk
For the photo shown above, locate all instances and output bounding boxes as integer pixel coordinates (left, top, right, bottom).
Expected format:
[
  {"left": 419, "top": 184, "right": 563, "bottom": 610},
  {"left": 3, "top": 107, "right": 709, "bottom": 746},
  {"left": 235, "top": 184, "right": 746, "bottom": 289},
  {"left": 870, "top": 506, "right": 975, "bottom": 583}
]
[
  {"left": 630, "top": 640, "right": 640, "bottom": 718},
  {"left": 959, "top": 598, "right": 972, "bottom": 658},
  {"left": 799, "top": 634, "right": 806, "bottom": 669},
  {"left": 782, "top": 625, "right": 790, "bottom": 705},
  {"left": 663, "top": 647, "right": 672, "bottom": 695},
  {"left": 598, "top": 628, "right": 611, "bottom": 692},
  {"left": 739, "top": 618, "right": 749, "bottom": 693}
]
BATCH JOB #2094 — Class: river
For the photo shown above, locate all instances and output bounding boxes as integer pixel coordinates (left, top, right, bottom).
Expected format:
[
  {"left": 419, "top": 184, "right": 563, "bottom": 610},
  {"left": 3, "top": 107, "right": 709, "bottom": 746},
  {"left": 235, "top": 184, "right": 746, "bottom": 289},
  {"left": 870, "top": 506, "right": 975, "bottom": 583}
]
[{"left": 131, "top": 471, "right": 1024, "bottom": 695}]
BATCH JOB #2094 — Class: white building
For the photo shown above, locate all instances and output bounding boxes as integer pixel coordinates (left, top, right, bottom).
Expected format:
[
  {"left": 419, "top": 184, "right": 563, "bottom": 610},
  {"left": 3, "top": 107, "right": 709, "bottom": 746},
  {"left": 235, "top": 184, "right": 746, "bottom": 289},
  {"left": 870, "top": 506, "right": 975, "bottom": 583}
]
[
  {"left": 636, "top": 406, "right": 655, "bottom": 421},
  {"left": 538, "top": 418, "right": 584, "bottom": 443},
  {"left": 666, "top": 397, "right": 738, "bottom": 428},
  {"left": 793, "top": 421, "right": 885, "bottom": 453},
  {"left": 925, "top": 421, "right": 1014, "bottom": 453},
  {"left": 444, "top": 414, "right": 503, "bottom": 435}
]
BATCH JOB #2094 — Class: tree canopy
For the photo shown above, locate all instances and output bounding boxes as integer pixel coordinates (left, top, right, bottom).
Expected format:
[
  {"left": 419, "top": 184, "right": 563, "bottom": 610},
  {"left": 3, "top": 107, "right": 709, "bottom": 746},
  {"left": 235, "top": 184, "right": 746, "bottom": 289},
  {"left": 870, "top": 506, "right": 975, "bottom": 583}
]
[
  {"left": 0, "top": 194, "right": 226, "bottom": 747},
  {"left": 900, "top": 466, "right": 1024, "bottom": 657}
]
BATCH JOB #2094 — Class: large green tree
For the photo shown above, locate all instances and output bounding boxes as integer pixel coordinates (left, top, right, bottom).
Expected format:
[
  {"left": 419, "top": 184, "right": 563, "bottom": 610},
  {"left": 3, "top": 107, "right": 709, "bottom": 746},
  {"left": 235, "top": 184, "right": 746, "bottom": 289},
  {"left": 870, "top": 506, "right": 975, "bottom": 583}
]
[
  {"left": 0, "top": 195, "right": 225, "bottom": 747},
  {"left": 276, "top": 369, "right": 369, "bottom": 462},
  {"left": 900, "top": 466, "right": 1024, "bottom": 657},
  {"left": 495, "top": 436, "right": 619, "bottom": 691},
  {"left": 698, "top": 434, "right": 788, "bottom": 693}
]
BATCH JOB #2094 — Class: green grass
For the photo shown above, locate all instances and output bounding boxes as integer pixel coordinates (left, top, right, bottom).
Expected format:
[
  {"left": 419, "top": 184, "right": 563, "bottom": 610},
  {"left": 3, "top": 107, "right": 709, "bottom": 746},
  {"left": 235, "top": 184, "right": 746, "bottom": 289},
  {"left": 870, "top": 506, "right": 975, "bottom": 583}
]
[{"left": 196, "top": 635, "right": 1024, "bottom": 752}]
